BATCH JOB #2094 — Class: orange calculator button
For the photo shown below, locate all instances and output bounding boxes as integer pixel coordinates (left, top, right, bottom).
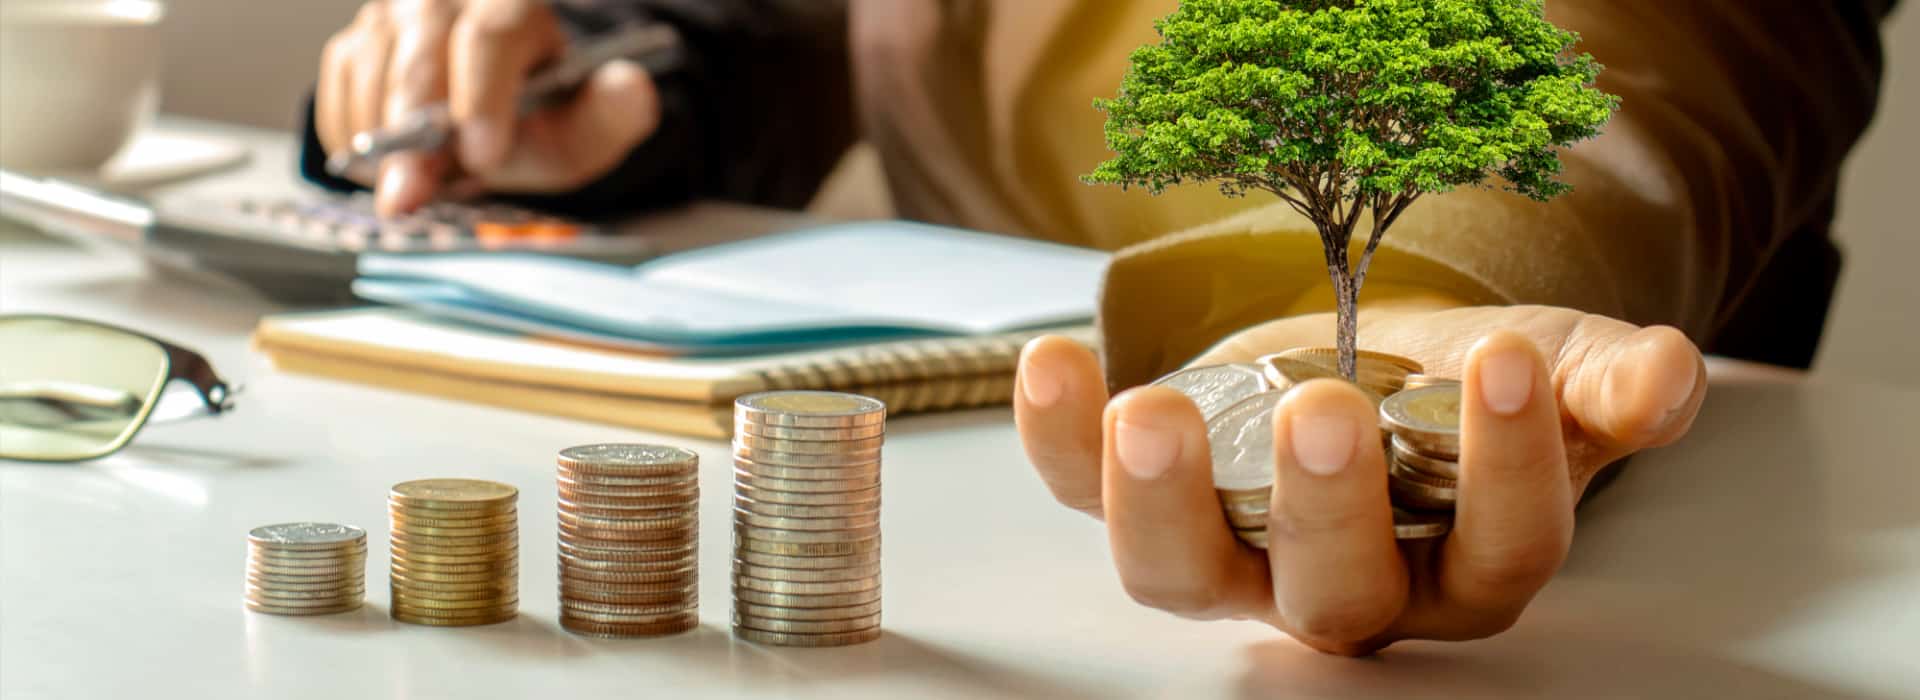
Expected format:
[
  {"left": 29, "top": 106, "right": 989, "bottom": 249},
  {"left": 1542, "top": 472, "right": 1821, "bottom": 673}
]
[{"left": 473, "top": 220, "right": 523, "bottom": 249}]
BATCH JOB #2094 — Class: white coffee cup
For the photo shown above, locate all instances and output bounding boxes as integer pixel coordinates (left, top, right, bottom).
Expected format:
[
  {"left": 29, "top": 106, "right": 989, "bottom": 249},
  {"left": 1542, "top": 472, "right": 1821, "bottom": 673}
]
[{"left": 0, "top": 0, "right": 165, "bottom": 172}]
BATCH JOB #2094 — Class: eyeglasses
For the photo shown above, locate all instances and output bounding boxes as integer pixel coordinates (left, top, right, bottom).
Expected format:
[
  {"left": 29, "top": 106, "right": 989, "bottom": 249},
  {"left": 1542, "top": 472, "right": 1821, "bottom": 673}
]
[{"left": 0, "top": 314, "right": 237, "bottom": 462}]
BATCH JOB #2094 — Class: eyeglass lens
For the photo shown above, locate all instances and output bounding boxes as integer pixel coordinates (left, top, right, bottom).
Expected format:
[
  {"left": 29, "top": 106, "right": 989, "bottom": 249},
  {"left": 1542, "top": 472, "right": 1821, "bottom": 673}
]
[{"left": 0, "top": 317, "right": 170, "bottom": 461}]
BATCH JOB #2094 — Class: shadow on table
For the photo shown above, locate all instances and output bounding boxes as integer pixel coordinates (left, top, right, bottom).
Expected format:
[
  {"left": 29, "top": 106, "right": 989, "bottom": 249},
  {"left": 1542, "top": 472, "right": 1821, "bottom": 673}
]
[{"left": 642, "top": 627, "right": 1088, "bottom": 698}]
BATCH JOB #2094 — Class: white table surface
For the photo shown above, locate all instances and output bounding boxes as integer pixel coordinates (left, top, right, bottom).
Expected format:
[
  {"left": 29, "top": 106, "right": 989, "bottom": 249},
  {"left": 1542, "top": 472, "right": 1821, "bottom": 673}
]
[{"left": 3, "top": 125, "right": 1920, "bottom": 700}]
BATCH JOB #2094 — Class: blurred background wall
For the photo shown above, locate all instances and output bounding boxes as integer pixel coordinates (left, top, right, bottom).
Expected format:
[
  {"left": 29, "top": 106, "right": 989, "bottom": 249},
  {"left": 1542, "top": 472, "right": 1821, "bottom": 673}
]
[{"left": 154, "top": 0, "right": 1918, "bottom": 385}]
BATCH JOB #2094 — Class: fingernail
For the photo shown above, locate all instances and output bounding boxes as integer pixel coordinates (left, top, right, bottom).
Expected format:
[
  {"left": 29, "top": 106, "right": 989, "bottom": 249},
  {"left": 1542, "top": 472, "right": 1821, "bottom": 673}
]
[
  {"left": 460, "top": 120, "right": 501, "bottom": 169},
  {"left": 1479, "top": 349, "right": 1534, "bottom": 416},
  {"left": 375, "top": 166, "right": 411, "bottom": 216},
  {"left": 1020, "top": 365, "right": 1063, "bottom": 408},
  {"left": 1115, "top": 418, "right": 1180, "bottom": 480},
  {"left": 1289, "top": 413, "right": 1355, "bottom": 476}
]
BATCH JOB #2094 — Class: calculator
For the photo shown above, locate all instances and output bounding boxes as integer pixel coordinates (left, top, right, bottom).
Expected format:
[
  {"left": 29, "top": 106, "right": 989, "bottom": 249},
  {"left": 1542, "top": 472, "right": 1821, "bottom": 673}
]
[{"left": 1, "top": 171, "right": 656, "bottom": 303}]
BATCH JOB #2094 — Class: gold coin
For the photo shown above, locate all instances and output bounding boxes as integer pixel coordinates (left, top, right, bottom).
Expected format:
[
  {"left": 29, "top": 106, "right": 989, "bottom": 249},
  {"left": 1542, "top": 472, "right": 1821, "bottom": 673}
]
[
  {"left": 732, "top": 495, "right": 879, "bottom": 519},
  {"left": 385, "top": 538, "right": 518, "bottom": 556},
  {"left": 734, "top": 391, "right": 885, "bottom": 428},
  {"left": 389, "top": 478, "right": 518, "bottom": 510},
  {"left": 1388, "top": 460, "right": 1457, "bottom": 510},
  {"left": 556, "top": 444, "right": 698, "bottom": 475},
  {"left": 733, "top": 421, "right": 885, "bottom": 442},
  {"left": 1401, "top": 374, "right": 1460, "bottom": 392},
  {"left": 247, "top": 600, "right": 363, "bottom": 616},
  {"left": 731, "top": 509, "right": 879, "bottom": 532},
  {"left": 734, "top": 522, "right": 880, "bottom": 543},
  {"left": 734, "top": 575, "right": 879, "bottom": 596},
  {"left": 734, "top": 535, "right": 880, "bottom": 557},
  {"left": 732, "top": 626, "right": 881, "bottom": 647},
  {"left": 559, "top": 599, "right": 697, "bottom": 619},
  {"left": 1233, "top": 528, "right": 1270, "bottom": 549},
  {"left": 732, "top": 459, "right": 880, "bottom": 482},
  {"left": 387, "top": 521, "right": 519, "bottom": 538},
  {"left": 1393, "top": 507, "right": 1453, "bottom": 539},
  {"left": 1222, "top": 508, "right": 1268, "bottom": 530},
  {"left": 389, "top": 574, "right": 515, "bottom": 594},
  {"left": 734, "top": 613, "right": 880, "bottom": 635},
  {"left": 557, "top": 572, "right": 698, "bottom": 592},
  {"left": 559, "top": 564, "right": 698, "bottom": 585},
  {"left": 390, "top": 592, "right": 519, "bottom": 609},
  {"left": 248, "top": 553, "right": 366, "bottom": 569},
  {"left": 556, "top": 497, "right": 697, "bottom": 519},
  {"left": 388, "top": 557, "right": 518, "bottom": 575},
  {"left": 388, "top": 530, "right": 518, "bottom": 548},
  {"left": 733, "top": 548, "right": 881, "bottom": 571},
  {"left": 732, "top": 586, "right": 882, "bottom": 608},
  {"left": 1379, "top": 384, "right": 1462, "bottom": 459},
  {"left": 391, "top": 610, "right": 517, "bottom": 626},
  {"left": 732, "top": 446, "right": 884, "bottom": 468},
  {"left": 733, "top": 561, "right": 880, "bottom": 583},
  {"left": 1392, "top": 436, "right": 1460, "bottom": 480},
  {"left": 387, "top": 509, "right": 519, "bottom": 528},
  {"left": 735, "top": 483, "right": 881, "bottom": 507},
  {"left": 735, "top": 600, "right": 882, "bottom": 621},
  {"left": 560, "top": 613, "right": 699, "bottom": 638},
  {"left": 390, "top": 604, "right": 517, "bottom": 619},
  {"left": 1215, "top": 485, "right": 1272, "bottom": 505},
  {"left": 387, "top": 540, "right": 518, "bottom": 563},
  {"left": 734, "top": 433, "right": 884, "bottom": 456},
  {"left": 246, "top": 568, "right": 361, "bottom": 584},
  {"left": 732, "top": 471, "right": 881, "bottom": 494},
  {"left": 246, "top": 580, "right": 365, "bottom": 596},
  {"left": 556, "top": 480, "right": 702, "bottom": 499},
  {"left": 247, "top": 544, "right": 364, "bottom": 559}
]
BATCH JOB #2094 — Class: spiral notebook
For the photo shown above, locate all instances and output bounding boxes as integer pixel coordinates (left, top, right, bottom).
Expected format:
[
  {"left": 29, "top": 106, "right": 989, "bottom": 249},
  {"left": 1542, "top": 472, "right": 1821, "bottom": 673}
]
[{"left": 252, "top": 307, "right": 1095, "bottom": 438}]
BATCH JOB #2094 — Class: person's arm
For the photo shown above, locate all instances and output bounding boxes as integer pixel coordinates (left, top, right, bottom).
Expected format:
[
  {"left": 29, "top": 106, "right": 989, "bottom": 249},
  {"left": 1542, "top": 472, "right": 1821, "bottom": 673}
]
[
  {"left": 1096, "top": 0, "right": 1899, "bottom": 388},
  {"left": 299, "top": 0, "right": 857, "bottom": 218}
]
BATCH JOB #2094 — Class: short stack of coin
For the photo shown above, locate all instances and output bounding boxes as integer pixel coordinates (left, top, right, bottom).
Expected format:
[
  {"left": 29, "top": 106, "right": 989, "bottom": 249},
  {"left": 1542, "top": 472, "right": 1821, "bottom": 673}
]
[
  {"left": 555, "top": 443, "right": 700, "bottom": 638},
  {"left": 245, "top": 522, "right": 367, "bottom": 615},
  {"left": 1380, "top": 384, "right": 1462, "bottom": 513},
  {"left": 388, "top": 479, "right": 519, "bottom": 627},
  {"left": 1166, "top": 347, "right": 1456, "bottom": 547},
  {"left": 732, "top": 391, "right": 885, "bottom": 647}
]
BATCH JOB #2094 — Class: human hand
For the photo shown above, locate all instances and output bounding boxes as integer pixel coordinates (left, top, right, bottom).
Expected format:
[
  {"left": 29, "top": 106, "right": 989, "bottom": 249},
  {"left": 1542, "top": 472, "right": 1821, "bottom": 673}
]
[
  {"left": 315, "top": 0, "right": 663, "bottom": 216},
  {"left": 1013, "top": 305, "right": 1707, "bottom": 655}
]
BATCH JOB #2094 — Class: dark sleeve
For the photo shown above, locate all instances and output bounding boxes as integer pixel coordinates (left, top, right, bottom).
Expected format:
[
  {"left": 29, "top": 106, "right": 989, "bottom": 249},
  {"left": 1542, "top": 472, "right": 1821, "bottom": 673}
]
[{"left": 298, "top": 0, "right": 855, "bottom": 219}]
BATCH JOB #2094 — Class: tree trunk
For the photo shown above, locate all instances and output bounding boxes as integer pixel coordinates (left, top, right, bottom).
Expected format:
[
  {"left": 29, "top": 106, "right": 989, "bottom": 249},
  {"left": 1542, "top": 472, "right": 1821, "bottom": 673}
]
[{"left": 1332, "top": 271, "right": 1358, "bottom": 381}]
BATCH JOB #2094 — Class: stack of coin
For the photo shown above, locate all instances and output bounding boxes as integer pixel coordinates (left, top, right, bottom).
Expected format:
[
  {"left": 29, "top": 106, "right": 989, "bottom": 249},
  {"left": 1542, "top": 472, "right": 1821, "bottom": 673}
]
[
  {"left": 555, "top": 444, "right": 700, "bottom": 638},
  {"left": 245, "top": 523, "right": 367, "bottom": 615},
  {"left": 732, "top": 391, "right": 885, "bottom": 647},
  {"left": 1379, "top": 384, "right": 1462, "bottom": 512},
  {"left": 388, "top": 479, "right": 519, "bottom": 627}
]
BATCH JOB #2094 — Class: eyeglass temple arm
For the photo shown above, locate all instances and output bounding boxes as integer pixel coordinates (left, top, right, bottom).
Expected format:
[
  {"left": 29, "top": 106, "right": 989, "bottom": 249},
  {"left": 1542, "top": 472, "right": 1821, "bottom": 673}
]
[{"left": 159, "top": 342, "right": 235, "bottom": 415}]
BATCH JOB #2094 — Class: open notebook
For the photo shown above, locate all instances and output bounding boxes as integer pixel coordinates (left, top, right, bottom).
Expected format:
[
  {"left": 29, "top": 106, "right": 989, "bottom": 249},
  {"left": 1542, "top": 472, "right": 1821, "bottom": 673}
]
[
  {"left": 354, "top": 220, "right": 1111, "bottom": 354},
  {"left": 253, "top": 307, "right": 1096, "bottom": 438}
]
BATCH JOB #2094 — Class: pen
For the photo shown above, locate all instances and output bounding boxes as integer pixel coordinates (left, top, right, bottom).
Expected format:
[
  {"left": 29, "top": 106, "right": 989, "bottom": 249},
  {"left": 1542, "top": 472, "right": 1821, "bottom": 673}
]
[{"left": 325, "top": 22, "right": 682, "bottom": 177}]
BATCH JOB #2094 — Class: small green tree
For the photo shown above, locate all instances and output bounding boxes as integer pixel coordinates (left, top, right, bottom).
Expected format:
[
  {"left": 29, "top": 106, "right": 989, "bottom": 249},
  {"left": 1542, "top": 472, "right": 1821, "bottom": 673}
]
[{"left": 1088, "top": 0, "right": 1618, "bottom": 379}]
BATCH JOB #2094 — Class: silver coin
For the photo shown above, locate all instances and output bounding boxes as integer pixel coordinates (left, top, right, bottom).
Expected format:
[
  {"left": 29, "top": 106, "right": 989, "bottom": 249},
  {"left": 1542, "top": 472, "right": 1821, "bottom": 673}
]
[
  {"left": 248, "top": 523, "right": 367, "bottom": 548},
  {"left": 557, "top": 443, "right": 698, "bottom": 472},
  {"left": 1392, "top": 507, "right": 1452, "bottom": 539},
  {"left": 1207, "top": 391, "right": 1287, "bottom": 490},
  {"left": 1391, "top": 436, "right": 1460, "bottom": 480},
  {"left": 1153, "top": 364, "right": 1270, "bottom": 420}
]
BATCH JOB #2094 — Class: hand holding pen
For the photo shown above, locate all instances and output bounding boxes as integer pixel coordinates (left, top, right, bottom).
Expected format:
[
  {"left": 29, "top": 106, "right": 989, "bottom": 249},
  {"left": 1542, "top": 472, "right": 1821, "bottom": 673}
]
[{"left": 314, "top": 0, "right": 679, "bottom": 217}]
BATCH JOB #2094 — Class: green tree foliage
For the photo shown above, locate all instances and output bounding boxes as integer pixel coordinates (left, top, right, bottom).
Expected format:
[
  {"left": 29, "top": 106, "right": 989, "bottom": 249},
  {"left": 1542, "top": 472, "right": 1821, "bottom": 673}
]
[{"left": 1088, "top": 0, "right": 1618, "bottom": 378}]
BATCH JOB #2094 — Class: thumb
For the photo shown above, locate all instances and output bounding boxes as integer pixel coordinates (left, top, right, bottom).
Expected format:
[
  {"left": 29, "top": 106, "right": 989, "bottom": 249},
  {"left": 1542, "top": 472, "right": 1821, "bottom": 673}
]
[{"left": 495, "top": 59, "right": 661, "bottom": 191}]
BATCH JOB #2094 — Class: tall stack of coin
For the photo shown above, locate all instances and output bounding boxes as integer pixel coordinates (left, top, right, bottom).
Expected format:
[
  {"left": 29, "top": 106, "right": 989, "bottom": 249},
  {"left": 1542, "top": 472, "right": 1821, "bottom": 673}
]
[
  {"left": 555, "top": 444, "right": 700, "bottom": 638},
  {"left": 1379, "top": 384, "right": 1462, "bottom": 513},
  {"left": 245, "top": 523, "right": 367, "bottom": 615},
  {"left": 388, "top": 479, "right": 519, "bottom": 626},
  {"left": 731, "top": 391, "right": 885, "bottom": 647}
]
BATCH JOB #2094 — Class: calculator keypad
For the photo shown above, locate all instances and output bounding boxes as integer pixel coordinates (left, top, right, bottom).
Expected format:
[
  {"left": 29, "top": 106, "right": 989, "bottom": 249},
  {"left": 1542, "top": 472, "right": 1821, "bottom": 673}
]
[{"left": 231, "top": 193, "right": 589, "bottom": 252}]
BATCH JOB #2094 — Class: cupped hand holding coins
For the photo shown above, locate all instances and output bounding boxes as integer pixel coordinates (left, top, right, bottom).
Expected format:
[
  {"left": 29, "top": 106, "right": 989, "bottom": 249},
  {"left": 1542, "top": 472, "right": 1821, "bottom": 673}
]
[{"left": 1013, "top": 305, "right": 1707, "bottom": 655}]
